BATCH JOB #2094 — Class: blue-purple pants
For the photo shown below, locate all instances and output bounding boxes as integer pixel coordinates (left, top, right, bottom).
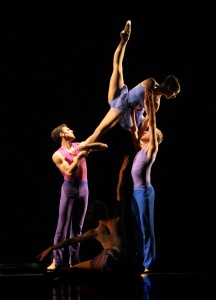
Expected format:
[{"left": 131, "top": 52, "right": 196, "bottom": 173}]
[
  {"left": 132, "top": 184, "right": 156, "bottom": 270},
  {"left": 53, "top": 180, "right": 89, "bottom": 266}
]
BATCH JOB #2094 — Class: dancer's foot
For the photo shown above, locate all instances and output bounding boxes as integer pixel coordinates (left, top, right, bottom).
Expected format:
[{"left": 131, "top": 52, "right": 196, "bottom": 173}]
[
  {"left": 120, "top": 20, "right": 131, "bottom": 42},
  {"left": 47, "top": 259, "right": 57, "bottom": 271},
  {"left": 144, "top": 268, "right": 150, "bottom": 273}
]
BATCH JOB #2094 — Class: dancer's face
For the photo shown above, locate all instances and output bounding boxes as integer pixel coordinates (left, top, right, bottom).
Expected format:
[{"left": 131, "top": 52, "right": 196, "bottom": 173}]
[
  {"left": 60, "top": 126, "right": 75, "bottom": 140},
  {"left": 165, "top": 89, "right": 180, "bottom": 99}
]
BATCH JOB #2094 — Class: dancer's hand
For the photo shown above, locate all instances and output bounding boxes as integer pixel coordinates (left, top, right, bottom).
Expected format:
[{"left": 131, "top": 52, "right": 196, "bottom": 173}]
[
  {"left": 77, "top": 150, "right": 91, "bottom": 159},
  {"left": 37, "top": 247, "right": 52, "bottom": 262},
  {"left": 79, "top": 142, "right": 108, "bottom": 152}
]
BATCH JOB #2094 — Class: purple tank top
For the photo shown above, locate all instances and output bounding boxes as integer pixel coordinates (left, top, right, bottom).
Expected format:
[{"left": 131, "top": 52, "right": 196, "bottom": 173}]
[{"left": 131, "top": 148, "right": 155, "bottom": 186}]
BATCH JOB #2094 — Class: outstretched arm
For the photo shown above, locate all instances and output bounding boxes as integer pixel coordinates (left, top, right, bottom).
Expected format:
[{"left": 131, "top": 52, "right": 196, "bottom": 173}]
[
  {"left": 116, "top": 155, "right": 130, "bottom": 202},
  {"left": 145, "top": 94, "right": 158, "bottom": 158},
  {"left": 113, "top": 155, "right": 130, "bottom": 219},
  {"left": 130, "top": 107, "right": 139, "bottom": 151},
  {"left": 138, "top": 115, "right": 149, "bottom": 141},
  {"left": 37, "top": 228, "right": 98, "bottom": 262},
  {"left": 137, "top": 94, "right": 160, "bottom": 143},
  {"left": 130, "top": 105, "right": 145, "bottom": 152},
  {"left": 138, "top": 78, "right": 159, "bottom": 141},
  {"left": 52, "top": 142, "right": 108, "bottom": 177},
  {"left": 78, "top": 142, "right": 108, "bottom": 152}
]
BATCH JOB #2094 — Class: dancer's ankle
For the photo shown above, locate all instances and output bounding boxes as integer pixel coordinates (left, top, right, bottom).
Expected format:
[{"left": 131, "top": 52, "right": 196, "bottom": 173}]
[{"left": 120, "top": 20, "right": 131, "bottom": 42}]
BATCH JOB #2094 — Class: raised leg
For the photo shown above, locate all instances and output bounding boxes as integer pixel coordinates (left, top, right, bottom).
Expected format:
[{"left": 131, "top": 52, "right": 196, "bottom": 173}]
[
  {"left": 108, "top": 20, "right": 131, "bottom": 103},
  {"left": 81, "top": 21, "right": 132, "bottom": 145}
]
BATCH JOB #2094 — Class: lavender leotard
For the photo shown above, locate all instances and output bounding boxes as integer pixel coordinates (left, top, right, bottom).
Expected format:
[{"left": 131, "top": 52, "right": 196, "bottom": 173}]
[
  {"left": 110, "top": 83, "right": 160, "bottom": 131},
  {"left": 109, "top": 84, "right": 145, "bottom": 131},
  {"left": 53, "top": 142, "right": 89, "bottom": 267}
]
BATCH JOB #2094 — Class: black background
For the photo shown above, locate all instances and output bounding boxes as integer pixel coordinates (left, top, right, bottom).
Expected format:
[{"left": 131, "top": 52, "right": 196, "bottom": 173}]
[{"left": 1, "top": 2, "right": 215, "bottom": 270}]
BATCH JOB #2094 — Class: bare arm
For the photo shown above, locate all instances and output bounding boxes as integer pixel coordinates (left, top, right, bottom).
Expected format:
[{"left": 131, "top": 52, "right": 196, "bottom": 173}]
[
  {"left": 37, "top": 228, "right": 98, "bottom": 262},
  {"left": 154, "top": 100, "right": 160, "bottom": 113},
  {"left": 130, "top": 107, "right": 140, "bottom": 152},
  {"left": 138, "top": 96, "right": 159, "bottom": 140},
  {"left": 78, "top": 142, "right": 108, "bottom": 152},
  {"left": 138, "top": 115, "right": 149, "bottom": 146},
  {"left": 145, "top": 94, "right": 158, "bottom": 159},
  {"left": 52, "top": 150, "right": 89, "bottom": 176},
  {"left": 139, "top": 77, "right": 160, "bottom": 138},
  {"left": 116, "top": 155, "right": 130, "bottom": 201}
]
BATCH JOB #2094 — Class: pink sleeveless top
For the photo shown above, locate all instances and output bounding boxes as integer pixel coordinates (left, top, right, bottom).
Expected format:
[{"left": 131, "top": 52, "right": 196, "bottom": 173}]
[{"left": 56, "top": 142, "right": 87, "bottom": 182}]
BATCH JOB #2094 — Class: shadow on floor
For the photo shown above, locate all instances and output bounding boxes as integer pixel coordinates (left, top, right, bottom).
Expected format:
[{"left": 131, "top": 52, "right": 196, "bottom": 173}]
[{"left": 0, "top": 262, "right": 216, "bottom": 299}]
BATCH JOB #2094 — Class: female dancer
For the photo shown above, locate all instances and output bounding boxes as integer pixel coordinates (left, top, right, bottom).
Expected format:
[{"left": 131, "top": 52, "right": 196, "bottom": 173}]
[{"left": 80, "top": 20, "right": 180, "bottom": 147}]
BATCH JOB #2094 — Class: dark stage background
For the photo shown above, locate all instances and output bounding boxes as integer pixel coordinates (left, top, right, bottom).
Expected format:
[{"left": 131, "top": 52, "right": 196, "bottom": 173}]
[{"left": 2, "top": 2, "right": 215, "bottom": 271}]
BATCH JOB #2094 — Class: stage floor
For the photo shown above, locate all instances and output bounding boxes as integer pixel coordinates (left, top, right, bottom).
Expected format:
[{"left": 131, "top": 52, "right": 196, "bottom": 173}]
[{"left": 1, "top": 263, "right": 216, "bottom": 299}]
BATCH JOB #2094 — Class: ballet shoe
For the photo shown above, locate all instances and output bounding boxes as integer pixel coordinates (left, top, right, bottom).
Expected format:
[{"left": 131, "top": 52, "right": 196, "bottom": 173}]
[
  {"left": 144, "top": 268, "right": 150, "bottom": 272},
  {"left": 47, "top": 259, "right": 57, "bottom": 271},
  {"left": 120, "top": 20, "right": 131, "bottom": 42}
]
